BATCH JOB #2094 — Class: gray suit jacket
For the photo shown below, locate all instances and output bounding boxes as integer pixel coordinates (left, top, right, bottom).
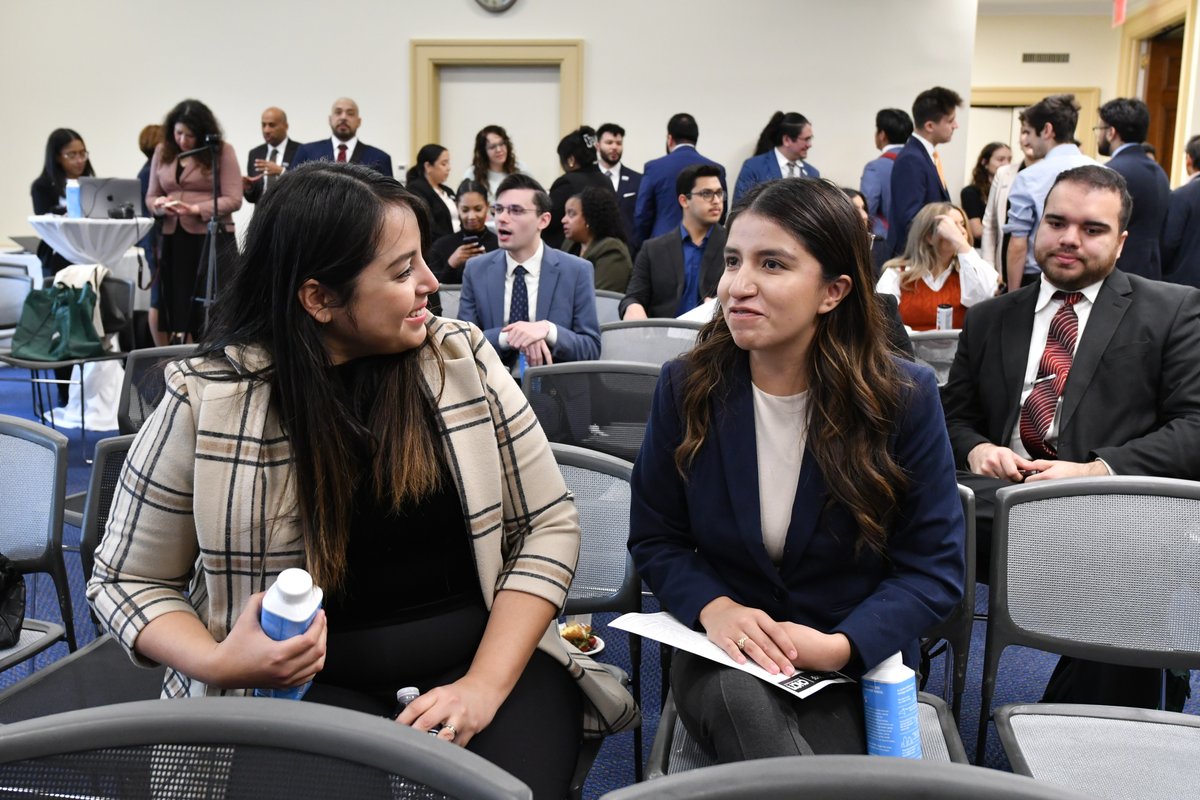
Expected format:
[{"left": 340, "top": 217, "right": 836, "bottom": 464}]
[{"left": 620, "top": 226, "right": 727, "bottom": 318}]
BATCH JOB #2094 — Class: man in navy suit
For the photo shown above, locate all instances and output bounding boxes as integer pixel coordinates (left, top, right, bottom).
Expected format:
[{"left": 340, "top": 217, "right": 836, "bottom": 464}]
[
  {"left": 458, "top": 173, "right": 600, "bottom": 367},
  {"left": 1096, "top": 98, "right": 1171, "bottom": 280},
  {"left": 596, "top": 122, "right": 644, "bottom": 251},
  {"left": 887, "top": 87, "right": 961, "bottom": 258},
  {"left": 290, "top": 97, "right": 393, "bottom": 177},
  {"left": 633, "top": 113, "right": 726, "bottom": 248},
  {"left": 860, "top": 108, "right": 913, "bottom": 270},
  {"left": 1163, "top": 135, "right": 1200, "bottom": 287},
  {"left": 732, "top": 112, "right": 819, "bottom": 205},
  {"left": 243, "top": 107, "right": 301, "bottom": 204}
]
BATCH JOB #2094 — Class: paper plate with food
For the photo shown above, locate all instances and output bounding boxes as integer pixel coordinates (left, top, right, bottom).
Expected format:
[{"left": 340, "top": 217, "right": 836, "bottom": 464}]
[{"left": 559, "top": 621, "right": 604, "bottom": 655}]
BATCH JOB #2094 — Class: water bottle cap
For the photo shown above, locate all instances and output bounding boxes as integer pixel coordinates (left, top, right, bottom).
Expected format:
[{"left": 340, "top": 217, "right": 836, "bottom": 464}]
[
  {"left": 396, "top": 686, "right": 420, "bottom": 701},
  {"left": 274, "top": 568, "right": 313, "bottom": 601}
]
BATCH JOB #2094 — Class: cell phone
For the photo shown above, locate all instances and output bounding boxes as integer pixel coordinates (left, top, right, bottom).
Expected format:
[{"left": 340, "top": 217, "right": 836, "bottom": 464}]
[{"left": 461, "top": 235, "right": 480, "bottom": 246}]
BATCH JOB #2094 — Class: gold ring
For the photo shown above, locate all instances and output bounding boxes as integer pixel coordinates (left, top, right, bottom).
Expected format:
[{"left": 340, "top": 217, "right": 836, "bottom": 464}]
[
  {"left": 736, "top": 635, "right": 748, "bottom": 650},
  {"left": 442, "top": 724, "right": 457, "bottom": 740}
]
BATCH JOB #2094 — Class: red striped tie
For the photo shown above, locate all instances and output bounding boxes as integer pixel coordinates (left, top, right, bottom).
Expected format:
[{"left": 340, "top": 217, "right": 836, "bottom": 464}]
[{"left": 1019, "top": 291, "right": 1083, "bottom": 459}]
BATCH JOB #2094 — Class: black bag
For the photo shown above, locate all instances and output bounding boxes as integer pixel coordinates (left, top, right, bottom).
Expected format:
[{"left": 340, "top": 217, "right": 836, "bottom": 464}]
[{"left": 0, "top": 554, "right": 26, "bottom": 648}]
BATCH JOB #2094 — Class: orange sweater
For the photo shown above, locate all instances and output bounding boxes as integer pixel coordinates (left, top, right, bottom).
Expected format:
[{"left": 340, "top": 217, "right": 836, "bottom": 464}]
[{"left": 897, "top": 270, "right": 965, "bottom": 331}]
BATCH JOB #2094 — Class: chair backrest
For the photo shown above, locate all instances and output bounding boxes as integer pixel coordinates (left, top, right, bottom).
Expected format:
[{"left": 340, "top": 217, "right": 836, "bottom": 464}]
[
  {"left": 551, "top": 444, "right": 639, "bottom": 615},
  {"left": 80, "top": 434, "right": 136, "bottom": 584},
  {"left": 988, "top": 476, "right": 1200, "bottom": 670},
  {"left": 438, "top": 286, "right": 462, "bottom": 320},
  {"left": 599, "top": 320, "right": 703, "bottom": 366},
  {"left": 523, "top": 361, "right": 661, "bottom": 462},
  {"left": 0, "top": 698, "right": 532, "bottom": 800},
  {"left": 924, "top": 484, "right": 976, "bottom": 644},
  {"left": 118, "top": 344, "right": 197, "bottom": 435},
  {"left": 595, "top": 290, "right": 623, "bottom": 325},
  {"left": 601, "top": 755, "right": 1089, "bottom": 800},
  {"left": 0, "top": 273, "right": 33, "bottom": 329},
  {"left": 909, "top": 329, "right": 960, "bottom": 386},
  {"left": 0, "top": 415, "right": 67, "bottom": 575}
]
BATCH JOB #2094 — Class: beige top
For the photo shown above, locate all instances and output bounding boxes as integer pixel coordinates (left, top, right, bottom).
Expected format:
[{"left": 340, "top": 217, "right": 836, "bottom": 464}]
[{"left": 752, "top": 384, "right": 809, "bottom": 564}]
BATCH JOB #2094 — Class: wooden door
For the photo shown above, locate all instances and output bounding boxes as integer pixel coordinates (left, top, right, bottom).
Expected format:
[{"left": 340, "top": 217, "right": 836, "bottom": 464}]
[{"left": 1145, "top": 30, "right": 1183, "bottom": 178}]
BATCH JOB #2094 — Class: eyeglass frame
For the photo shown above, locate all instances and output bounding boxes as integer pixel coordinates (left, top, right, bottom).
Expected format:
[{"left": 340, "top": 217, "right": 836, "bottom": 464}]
[
  {"left": 60, "top": 150, "right": 90, "bottom": 161},
  {"left": 687, "top": 189, "right": 726, "bottom": 202},
  {"left": 490, "top": 203, "right": 540, "bottom": 217}
]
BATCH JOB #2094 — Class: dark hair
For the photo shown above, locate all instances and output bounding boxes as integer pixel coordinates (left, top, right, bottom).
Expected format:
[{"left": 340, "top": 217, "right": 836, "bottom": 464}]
[
  {"left": 970, "top": 142, "right": 1010, "bottom": 199},
  {"left": 471, "top": 125, "right": 517, "bottom": 194},
  {"left": 1140, "top": 142, "right": 1157, "bottom": 158},
  {"left": 667, "top": 113, "right": 699, "bottom": 145},
  {"left": 676, "top": 163, "right": 722, "bottom": 197},
  {"left": 199, "top": 162, "right": 443, "bottom": 594},
  {"left": 138, "top": 125, "right": 163, "bottom": 160},
  {"left": 596, "top": 122, "right": 626, "bottom": 139},
  {"left": 1048, "top": 164, "right": 1133, "bottom": 231},
  {"left": 571, "top": 186, "right": 626, "bottom": 244},
  {"left": 876, "top": 109, "right": 914, "bottom": 144},
  {"left": 37, "top": 128, "right": 95, "bottom": 198},
  {"left": 160, "top": 99, "right": 223, "bottom": 170},
  {"left": 912, "top": 87, "right": 962, "bottom": 128},
  {"left": 496, "top": 172, "right": 551, "bottom": 215},
  {"left": 1099, "top": 98, "right": 1151, "bottom": 144},
  {"left": 405, "top": 143, "right": 448, "bottom": 183},
  {"left": 556, "top": 126, "right": 598, "bottom": 171},
  {"left": 1186, "top": 134, "right": 1200, "bottom": 168},
  {"left": 841, "top": 186, "right": 867, "bottom": 208},
  {"left": 1019, "top": 94, "right": 1081, "bottom": 143},
  {"left": 677, "top": 179, "right": 909, "bottom": 556},
  {"left": 457, "top": 180, "right": 490, "bottom": 205},
  {"left": 753, "top": 111, "right": 811, "bottom": 156}
]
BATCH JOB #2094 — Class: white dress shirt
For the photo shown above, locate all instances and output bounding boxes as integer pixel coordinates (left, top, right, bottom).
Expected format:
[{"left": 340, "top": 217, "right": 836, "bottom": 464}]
[
  {"left": 601, "top": 163, "right": 622, "bottom": 192},
  {"left": 875, "top": 249, "right": 1000, "bottom": 309},
  {"left": 774, "top": 147, "right": 809, "bottom": 178},
  {"left": 330, "top": 136, "right": 358, "bottom": 161},
  {"left": 497, "top": 242, "right": 558, "bottom": 349}
]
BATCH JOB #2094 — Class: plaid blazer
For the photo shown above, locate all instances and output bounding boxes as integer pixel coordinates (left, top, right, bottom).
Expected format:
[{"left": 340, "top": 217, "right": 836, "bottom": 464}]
[{"left": 87, "top": 318, "right": 638, "bottom": 738}]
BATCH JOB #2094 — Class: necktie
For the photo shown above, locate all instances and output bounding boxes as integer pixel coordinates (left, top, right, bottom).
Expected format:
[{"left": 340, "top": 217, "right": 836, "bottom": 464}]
[
  {"left": 509, "top": 265, "right": 529, "bottom": 323},
  {"left": 605, "top": 169, "right": 615, "bottom": 191},
  {"left": 1019, "top": 291, "right": 1083, "bottom": 459},
  {"left": 337, "top": 144, "right": 348, "bottom": 163},
  {"left": 932, "top": 150, "right": 947, "bottom": 192},
  {"left": 265, "top": 147, "right": 278, "bottom": 190},
  {"left": 786, "top": 161, "right": 797, "bottom": 178}
]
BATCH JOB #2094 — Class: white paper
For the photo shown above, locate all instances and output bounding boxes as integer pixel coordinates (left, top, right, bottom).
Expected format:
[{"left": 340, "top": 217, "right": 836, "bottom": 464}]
[{"left": 611, "top": 611, "right": 853, "bottom": 699}]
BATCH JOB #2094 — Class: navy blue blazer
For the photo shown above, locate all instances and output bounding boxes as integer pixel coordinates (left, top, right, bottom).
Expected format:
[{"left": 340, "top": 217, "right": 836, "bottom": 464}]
[
  {"left": 732, "top": 150, "right": 820, "bottom": 205},
  {"left": 887, "top": 136, "right": 949, "bottom": 257},
  {"left": 633, "top": 145, "right": 727, "bottom": 248},
  {"left": 1163, "top": 177, "right": 1200, "bottom": 288},
  {"left": 1107, "top": 146, "right": 1170, "bottom": 280},
  {"left": 457, "top": 247, "right": 601, "bottom": 363},
  {"left": 629, "top": 356, "right": 964, "bottom": 675},
  {"left": 290, "top": 139, "right": 393, "bottom": 178}
]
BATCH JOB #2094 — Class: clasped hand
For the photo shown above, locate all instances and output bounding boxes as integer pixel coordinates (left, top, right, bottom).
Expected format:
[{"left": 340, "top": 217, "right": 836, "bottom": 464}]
[
  {"left": 698, "top": 597, "right": 851, "bottom": 676},
  {"left": 967, "top": 443, "right": 1108, "bottom": 483},
  {"left": 502, "top": 320, "right": 553, "bottom": 367}
]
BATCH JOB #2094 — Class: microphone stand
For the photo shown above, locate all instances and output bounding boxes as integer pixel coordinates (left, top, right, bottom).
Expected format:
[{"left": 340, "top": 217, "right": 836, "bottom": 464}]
[{"left": 178, "top": 134, "right": 222, "bottom": 337}]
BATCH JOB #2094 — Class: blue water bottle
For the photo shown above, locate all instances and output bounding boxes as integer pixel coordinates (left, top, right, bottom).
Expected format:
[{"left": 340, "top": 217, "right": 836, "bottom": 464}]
[
  {"left": 65, "top": 179, "right": 82, "bottom": 218},
  {"left": 253, "top": 568, "right": 323, "bottom": 700},
  {"left": 862, "top": 651, "right": 923, "bottom": 758}
]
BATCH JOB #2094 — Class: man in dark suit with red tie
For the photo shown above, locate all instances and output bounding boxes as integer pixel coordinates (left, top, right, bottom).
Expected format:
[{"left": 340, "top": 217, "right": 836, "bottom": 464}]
[
  {"left": 290, "top": 97, "right": 393, "bottom": 177},
  {"left": 943, "top": 165, "right": 1200, "bottom": 709},
  {"left": 887, "top": 87, "right": 961, "bottom": 258}
]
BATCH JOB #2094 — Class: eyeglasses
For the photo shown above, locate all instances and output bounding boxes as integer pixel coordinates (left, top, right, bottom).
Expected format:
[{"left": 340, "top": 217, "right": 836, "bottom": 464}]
[
  {"left": 490, "top": 204, "right": 535, "bottom": 217},
  {"left": 61, "top": 151, "right": 89, "bottom": 161},
  {"left": 486, "top": 142, "right": 508, "bottom": 152},
  {"left": 688, "top": 189, "right": 725, "bottom": 202},
  {"left": 1092, "top": 125, "right": 1111, "bottom": 133}
]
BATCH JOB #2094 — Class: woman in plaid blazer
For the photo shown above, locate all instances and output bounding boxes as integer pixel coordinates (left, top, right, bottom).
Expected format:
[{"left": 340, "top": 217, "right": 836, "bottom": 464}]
[{"left": 88, "top": 163, "right": 637, "bottom": 799}]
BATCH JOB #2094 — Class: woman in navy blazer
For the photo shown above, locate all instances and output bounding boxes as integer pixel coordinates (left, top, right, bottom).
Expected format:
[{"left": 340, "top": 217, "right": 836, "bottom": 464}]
[{"left": 628, "top": 178, "right": 963, "bottom": 760}]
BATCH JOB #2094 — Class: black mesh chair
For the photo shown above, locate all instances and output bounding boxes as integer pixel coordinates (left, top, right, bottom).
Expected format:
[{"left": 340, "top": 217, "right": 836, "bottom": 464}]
[
  {"left": 599, "top": 320, "right": 703, "bottom": 366},
  {"left": 922, "top": 484, "right": 976, "bottom": 721},
  {"left": 523, "top": 362, "right": 660, "bottom": 463},
  {"left": 552, "top": 444, "right": 642, "bottom": 789},
  {"left": 595, "top": 290, "right": 623, "bottom": 325},
  {"left": 908, "top": 330, "right": 960, "bottom": 386},
  {"left": 977, "top": 477, "right": 1200, "bottom": 795},
  {"left": 609, "top": 754, "right": 1088, "bottom": 800},
  {"left": 0, "top": 698, "right": 532, "bottom": 800},
  {"left": 117, "top": 344, "right": 197, "bottom": 435},
  {"left": 0, "top": 414, "right": 75, "bottom": 669}
]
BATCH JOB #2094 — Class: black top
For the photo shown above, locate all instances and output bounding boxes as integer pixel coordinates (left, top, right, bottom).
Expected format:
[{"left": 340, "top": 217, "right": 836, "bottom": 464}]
[
  {"left": 960, "top": 184, "right": 986, "bottom": 221},
  {"left": 544, "top": 165, "right": 611, "bottom": 250},
  {"left": 406, "top": 177, "right": 457, "bottom": 244},
  {"left": 322, "top": 362, "right": 482, "bottom": 631},
  {"left": 428, "top": 227, "right": 499, "bottom": 284},
  {"left": 30, "top": 174, "right": 70, "bottom": 275}
]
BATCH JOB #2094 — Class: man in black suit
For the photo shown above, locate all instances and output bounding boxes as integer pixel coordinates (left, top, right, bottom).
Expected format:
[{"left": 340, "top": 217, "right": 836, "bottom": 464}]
[
  {"left": 1163, "top": 134, "right": 1200, "bottom": 287},
  {"left": 621, "top": 164, "right": 725, "bottom": 320},
  {"left": 595, "top": 122, "right": 643, "bottom": 250},
  {"left": 242, "top": 107, "right": 300, "bottom": 204},
  {"left": 1096, "top": 98, "right": 1171, "bottom": 280},
  {"left": 944, "top": 165, "right": 1200, "bottom": 708}
]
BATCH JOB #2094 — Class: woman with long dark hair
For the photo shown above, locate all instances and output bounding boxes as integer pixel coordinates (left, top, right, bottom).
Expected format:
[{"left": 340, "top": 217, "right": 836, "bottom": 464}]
[
  {"left": 404, "top": 143, "right": 457, "bottom": 243},
  {"left": 961, "top": 142, "right": 1011, "bottom": 241},
  {"left": 629, "top": 178, "right": 963, "bottom": 761},
  {"left": 89, "top": 162, "right": 636, "bottom": 800},
  {"left": 30, "top": 127, "right": 96, "bottom": 275},
  {"left": 462, "top": 124, "right": 525, "bottom": 202},
  {"left": 145, "top": 98, "right": 242, "bottom": 341},
  {"left": 545, "top": 126, "right": 611, "bottom": 250},
  {"left": 562, "top": 185, "right": 632, "bottom": 292}
]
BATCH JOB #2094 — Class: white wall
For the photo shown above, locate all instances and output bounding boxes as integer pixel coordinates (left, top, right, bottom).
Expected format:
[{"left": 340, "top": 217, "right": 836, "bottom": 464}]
[
  {"left": 972, "top": 13, "right": 1122, "bottom": 100},
  {"left": 2, "top": 0, "right": 978, "bottom": 245}
]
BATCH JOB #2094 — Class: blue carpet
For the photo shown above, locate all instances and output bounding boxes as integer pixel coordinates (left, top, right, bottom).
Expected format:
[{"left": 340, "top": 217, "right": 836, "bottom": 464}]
[{"left": 1, "top": 363, "right": 1196, "bottom": 799}]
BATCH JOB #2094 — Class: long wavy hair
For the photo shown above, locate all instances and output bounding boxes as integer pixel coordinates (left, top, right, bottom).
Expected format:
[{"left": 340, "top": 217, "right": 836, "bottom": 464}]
[
  {"left": 676, "top": 179, "right": 910, "bottom": 556},
  {"left": 160, "top": 99, "right": 223, "bottom": 170},
  {"left": 199, "top": 162, "right": 443, "bottom": 593},
  {"left": 970, "top": 142, "right": 1009, "bottom": 201},
  {"left": 883, "top": 202, "right": 973, "bottom": 289},
  {"left": 37, "top": 128, "right": 95, "bottom": 198},
  {"left": 471, "top": 125, "right": 517, "bottom": 192}
]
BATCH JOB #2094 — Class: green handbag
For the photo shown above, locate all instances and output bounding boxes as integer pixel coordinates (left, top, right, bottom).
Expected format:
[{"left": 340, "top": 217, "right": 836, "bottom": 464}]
[{"left": 10, "top": 282, "right": 105, "bottom": 361}]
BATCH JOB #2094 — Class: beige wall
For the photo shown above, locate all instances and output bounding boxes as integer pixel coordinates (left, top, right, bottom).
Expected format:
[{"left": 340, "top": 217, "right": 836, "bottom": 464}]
[
  {"left": 973, "top": 13, "right": 1122, "bottom": 100},
  {"left": 2, "top": 0, "right": 978, "bottom": 245}
]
